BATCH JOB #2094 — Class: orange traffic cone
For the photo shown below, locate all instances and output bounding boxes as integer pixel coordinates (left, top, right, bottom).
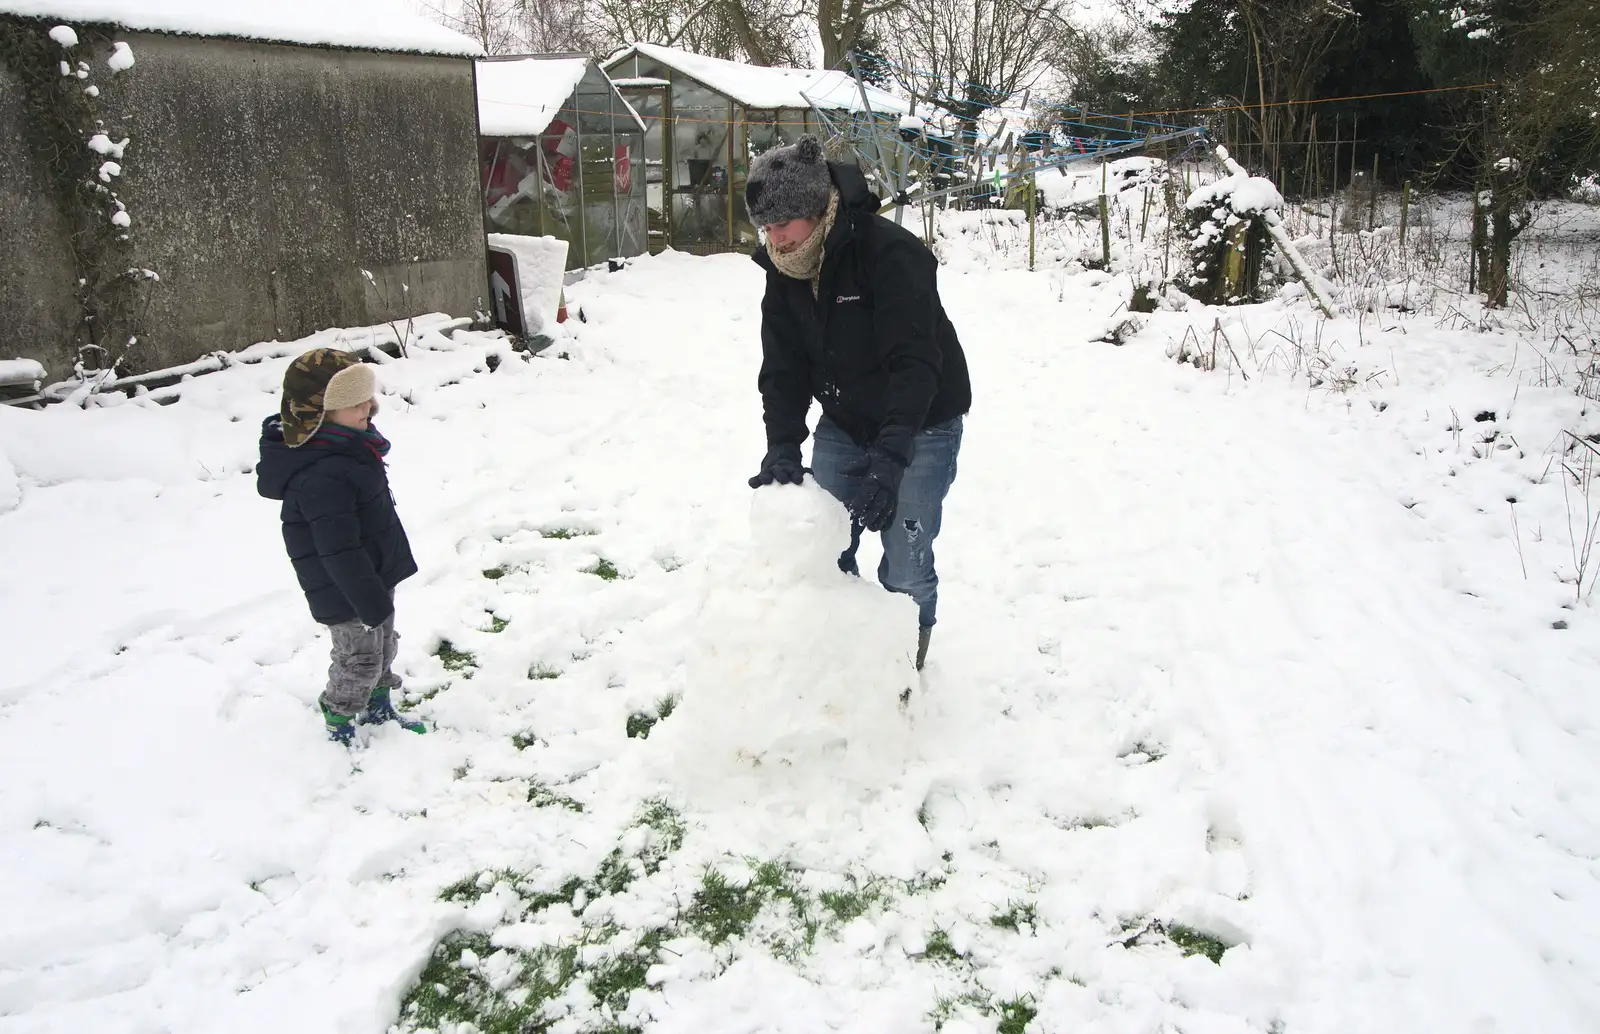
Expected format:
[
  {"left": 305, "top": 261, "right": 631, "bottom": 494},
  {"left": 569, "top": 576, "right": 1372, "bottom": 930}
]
[{"left": 556, "top": 287, "right": 569, "bottom": 324}]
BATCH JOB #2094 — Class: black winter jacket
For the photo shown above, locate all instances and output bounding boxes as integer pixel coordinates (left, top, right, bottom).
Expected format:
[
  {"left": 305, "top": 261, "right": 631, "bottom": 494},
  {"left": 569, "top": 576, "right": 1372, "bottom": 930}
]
[
  {"left": 256, "top": 416, "right": 417, "bottom": 627},
  {"left": 753, "top": 161, "right": 971, "bottom": 463}
]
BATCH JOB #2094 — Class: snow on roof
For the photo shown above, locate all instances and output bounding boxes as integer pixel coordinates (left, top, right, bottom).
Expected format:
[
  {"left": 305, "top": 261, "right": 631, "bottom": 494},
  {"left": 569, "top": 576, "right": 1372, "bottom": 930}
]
[
  {"left": 476, "top": 56, "right": 589, "bottom": 137},
  {"left": 0, "top": 0, "right": 483, "bottom": 56},
  {"left": 606, "top": 43, "right": 909, "bottom": 115}
]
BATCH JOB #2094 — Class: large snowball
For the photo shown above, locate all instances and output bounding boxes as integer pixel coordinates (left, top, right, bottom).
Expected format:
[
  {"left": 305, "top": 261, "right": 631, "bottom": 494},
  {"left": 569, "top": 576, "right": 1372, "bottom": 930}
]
[{"left": 653, "top": 480, "right": 919, "bottom": 795}]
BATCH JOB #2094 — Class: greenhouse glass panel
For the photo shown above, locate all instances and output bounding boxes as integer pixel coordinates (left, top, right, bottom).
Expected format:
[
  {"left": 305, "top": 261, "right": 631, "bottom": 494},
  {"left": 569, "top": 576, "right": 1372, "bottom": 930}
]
[{"left": 669, "top": 79, "right": 732, "bottom": 249}]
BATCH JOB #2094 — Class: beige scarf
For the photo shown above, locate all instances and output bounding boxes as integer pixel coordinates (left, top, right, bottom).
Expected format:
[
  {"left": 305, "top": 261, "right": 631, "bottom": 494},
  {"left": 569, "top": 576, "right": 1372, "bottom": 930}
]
[{"left": 767, "top": 189, "right": 840, "bottom": 298}]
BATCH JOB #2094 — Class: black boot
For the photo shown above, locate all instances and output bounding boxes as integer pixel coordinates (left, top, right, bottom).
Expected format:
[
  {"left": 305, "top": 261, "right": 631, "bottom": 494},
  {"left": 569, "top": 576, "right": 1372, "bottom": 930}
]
[{"left": 915, "top": 626, "right": 932, "bottom": 671}]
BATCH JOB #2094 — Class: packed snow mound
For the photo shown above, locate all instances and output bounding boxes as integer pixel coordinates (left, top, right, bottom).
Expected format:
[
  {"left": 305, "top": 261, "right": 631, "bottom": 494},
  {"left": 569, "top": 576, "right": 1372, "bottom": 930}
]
[{"left": 653, "top": 480, "right": 919, "bottom": 794}]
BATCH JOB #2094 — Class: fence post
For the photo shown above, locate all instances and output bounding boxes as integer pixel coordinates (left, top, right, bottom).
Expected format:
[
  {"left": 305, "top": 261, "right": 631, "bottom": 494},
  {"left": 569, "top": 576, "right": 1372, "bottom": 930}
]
[
  {"left": 1027, "top": 151, "right": 1036, "bottom": 271},
  {"left": 1099, "top": 161, "right": 1112, "bottom": 268},
  {"left": 1399, "top": 180, "right": 1411, "bottom": 247},
  {"left": 1368, "top": 153, "right": 1379, "bottom": 231}
]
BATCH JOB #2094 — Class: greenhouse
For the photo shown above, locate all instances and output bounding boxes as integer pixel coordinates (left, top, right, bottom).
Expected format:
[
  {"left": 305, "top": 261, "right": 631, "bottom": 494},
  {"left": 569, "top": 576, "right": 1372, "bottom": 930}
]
[
  {"left": 602, "top": 43, "right": 910, "bottom": 254},
  {"left": 476, "top": 55, "right": 648, "bottom": 270}
]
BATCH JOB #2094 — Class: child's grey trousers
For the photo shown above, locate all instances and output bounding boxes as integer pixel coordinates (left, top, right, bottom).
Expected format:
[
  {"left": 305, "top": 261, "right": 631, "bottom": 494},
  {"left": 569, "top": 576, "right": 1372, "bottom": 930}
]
[{"left": 321, "top": 607, "right": 401, "bottom": 716}]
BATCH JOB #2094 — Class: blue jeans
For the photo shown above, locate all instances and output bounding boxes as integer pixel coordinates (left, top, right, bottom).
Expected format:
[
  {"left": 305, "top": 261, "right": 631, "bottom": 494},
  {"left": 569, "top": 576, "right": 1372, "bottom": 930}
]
[{"left": 809, "top": 415, "right": 963, "bottom": 628}]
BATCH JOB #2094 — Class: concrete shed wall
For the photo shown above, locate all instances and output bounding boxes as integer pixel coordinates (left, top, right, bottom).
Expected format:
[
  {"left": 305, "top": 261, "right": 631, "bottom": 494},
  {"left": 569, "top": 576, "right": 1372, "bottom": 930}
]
[{"left": 0, "top": 24, "right": 485, "bottom": 379}]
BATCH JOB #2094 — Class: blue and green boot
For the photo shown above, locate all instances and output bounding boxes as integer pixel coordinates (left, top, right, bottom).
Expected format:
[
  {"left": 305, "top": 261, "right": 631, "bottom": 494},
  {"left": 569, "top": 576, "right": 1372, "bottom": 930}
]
[
  {"left": 360, "top": 686, "right": 426, "bottom": 734},
  {"left": 321, "top": 701, "right": 357, "bottom": 745}
]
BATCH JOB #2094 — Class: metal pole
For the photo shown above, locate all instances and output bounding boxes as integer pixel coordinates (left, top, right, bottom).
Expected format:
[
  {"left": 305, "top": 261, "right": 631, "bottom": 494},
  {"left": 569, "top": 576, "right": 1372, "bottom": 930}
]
[
  {"left": 609, "top": 87, "right": 621, "bottom": 261},
  {"left": 895, "top": 139, "right": 907, "bottom": 226},
  {"left": 573, "top": 111, "right": 590, "bottom": 266},
  {"left": 845, "top": 50, "right": 893, "bottom": 193}
]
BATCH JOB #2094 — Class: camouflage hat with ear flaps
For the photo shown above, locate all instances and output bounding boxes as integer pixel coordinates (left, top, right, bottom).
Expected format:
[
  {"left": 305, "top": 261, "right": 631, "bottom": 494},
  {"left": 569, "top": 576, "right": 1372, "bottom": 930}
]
[{"left": 279, "top": 347, "right": 376, "bottom": 448}]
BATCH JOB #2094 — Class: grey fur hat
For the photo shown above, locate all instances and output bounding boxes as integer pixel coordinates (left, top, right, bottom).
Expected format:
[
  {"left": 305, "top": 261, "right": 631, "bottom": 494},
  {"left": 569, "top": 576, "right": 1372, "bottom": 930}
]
[{"left": 745, "top": 135, "right": 832, "bottom": 226}]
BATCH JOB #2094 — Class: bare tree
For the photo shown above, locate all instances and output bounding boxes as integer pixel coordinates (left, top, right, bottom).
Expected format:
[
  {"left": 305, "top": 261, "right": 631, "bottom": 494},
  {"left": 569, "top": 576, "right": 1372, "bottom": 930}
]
[
  {"left": 581, "top": 0, "right": 808, "bottom": 64},
  {"left": 1231, "top": 0, "right": 1354, "bottom": 185},
  {"left": 819, "top": 0, "right": 907, "bottom": 69},
  {"left": 882, "top": 0, "right": 1066, "bottom": 138},
  {"left": 523, "top": 0, "right": 593, "bottom": 53},
  {"left": 425, "top": 0, "right": 530, "bottom": 54}
]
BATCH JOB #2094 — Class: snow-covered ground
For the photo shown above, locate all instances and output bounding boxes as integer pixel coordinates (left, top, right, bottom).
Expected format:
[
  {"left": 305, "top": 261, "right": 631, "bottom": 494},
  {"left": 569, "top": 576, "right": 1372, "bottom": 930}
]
[{"left": 3, "top": 208, "right": 1599, "bottom": 1034}]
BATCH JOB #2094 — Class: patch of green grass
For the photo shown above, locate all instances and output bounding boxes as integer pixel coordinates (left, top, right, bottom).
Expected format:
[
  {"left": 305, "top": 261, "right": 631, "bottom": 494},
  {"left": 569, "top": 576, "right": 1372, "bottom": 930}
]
[
  {"left": 927, "top": 989, "right": 1038, "bottom": 1034},
  {"left": 819, "top": 883, "right": 883, "bottom": 925},
  {"left": 996, "top": 995, "right": 1038, "bottom": 1034},
  {"left": 435, "top": 640, "right": 477, "bottom": 679},
  {"left": 594, "top": 849, "right": 639, "bottom": 897},
  {"left": 404, "top": 807, "right": 693, "bottom": 1033},
  {"left": 542, "top": 527, "right": 596, "bottom": 539},
  {"left": 625, "top": 696, "right": 679, "bottom": 740},
  {"left": 439, "top": 869, "right": 520, "bottom": 905},
  {"left": 402, "top": 934, "right": 579, "bottom": 1034},
  {"left": 527, "top": 663, "right": 562, "bottom": 680},
  {"left": 482, "top": 566, "right": 507, "bottom": 580},
  {"left": 485, "top": 615, "right": 510, "bottom": 634},
  {"left": 586, "top": 557, "right": 622, "bottom": 581},
  {"left": 921, "top": 926, "right": 963, "bottom": 962},
  {"left": 928, "top": 990, "right": 991, "bottom": 1030},
  {"left": 687, "top": 869, "right": 768, "bottom": 946},
  {"left": 401, "top": 931, "right": 495, "bottom": 1031},
  {"left": 521, "top": 876, "right": 586, "bottom": 915},
  {"left": 585, "top": 928, "right": 666, "bottom": 1014},
  {"left": 1118, "top": 918, "right": 1229, "bottom": 963},
  {"left": 1062, "top": 814, "right": 1117, "bottom": 830},
  {"left": 903, "top": 859, "right": 950, "bottom": 895},
  {"left": 990, "top": 900, "right": 1038, "bottom": 933},
  {"left": 527, "top": 780, "right": 584, "bottom": 812},
  {"left": 636, "top": 798, "right": 685, "bottom": 857},
  {"left": 511, "top": 730, "right": 542, "bottom": 750},
  {"left": 397, "top": 684, "right": 444, "bottom": 712},
  {"left": 1165, "top": 923, "right": 1229, "bottom": 964}
]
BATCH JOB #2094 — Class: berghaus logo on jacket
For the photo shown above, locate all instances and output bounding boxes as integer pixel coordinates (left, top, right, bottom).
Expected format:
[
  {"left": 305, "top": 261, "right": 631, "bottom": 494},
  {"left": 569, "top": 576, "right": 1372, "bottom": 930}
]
[{"left": 836, "top": 294, "right": 862, "bottom": 303}]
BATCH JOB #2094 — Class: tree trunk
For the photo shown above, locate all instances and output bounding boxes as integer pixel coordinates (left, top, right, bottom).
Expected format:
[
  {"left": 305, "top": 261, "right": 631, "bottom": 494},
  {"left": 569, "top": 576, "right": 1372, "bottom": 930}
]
[
  {"left": 1470, "top": 189, "right": 1487, "bottom": 297},
  {"left": 1486, "top": 167, "right": 1517, "bottom": 309},
  {"left": 820, "top": 0, "right": 852, "bottom": 69},
  {"left": 724, "top": 0, "right": 773, "bottom": 65}
]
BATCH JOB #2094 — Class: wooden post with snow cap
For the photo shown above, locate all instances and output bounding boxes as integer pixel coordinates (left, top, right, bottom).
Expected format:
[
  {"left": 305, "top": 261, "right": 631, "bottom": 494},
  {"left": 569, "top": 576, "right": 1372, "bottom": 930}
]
[
  {"left": 1022, "top": 148, "right": 1036, "bottom": 271},
  {"left": 1099, "top": 161, "right": 1112, "bottom": 268},
  {"left": 1214, "top": 144, "right": 1336, "bottom": 318}
]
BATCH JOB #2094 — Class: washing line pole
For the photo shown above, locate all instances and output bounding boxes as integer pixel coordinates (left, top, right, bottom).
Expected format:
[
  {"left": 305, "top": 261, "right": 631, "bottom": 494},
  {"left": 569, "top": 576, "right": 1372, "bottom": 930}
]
[{"left": 846, "top": 49, "right": 896, "bottom": 200}]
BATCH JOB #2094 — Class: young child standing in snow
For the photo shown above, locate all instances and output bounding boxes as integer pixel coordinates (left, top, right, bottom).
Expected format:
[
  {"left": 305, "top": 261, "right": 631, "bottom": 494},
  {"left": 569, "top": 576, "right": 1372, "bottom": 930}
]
[{"left": 256, "top": 347, "right": 424, "bottom": 744}]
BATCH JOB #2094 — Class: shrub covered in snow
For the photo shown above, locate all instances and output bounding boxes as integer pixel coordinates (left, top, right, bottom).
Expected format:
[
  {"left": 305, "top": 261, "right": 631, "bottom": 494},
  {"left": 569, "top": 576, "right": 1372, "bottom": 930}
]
[{"left": 1184, "top": 169, "right": 1283, "bottom": 305}]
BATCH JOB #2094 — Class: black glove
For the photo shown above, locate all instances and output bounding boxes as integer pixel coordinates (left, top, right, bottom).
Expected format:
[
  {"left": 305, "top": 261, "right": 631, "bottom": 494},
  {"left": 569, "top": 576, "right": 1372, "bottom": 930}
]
[
  {"left": 848, "top": 447, "right": 906, "bottom": 532},
  {"left": 748, "top": 444, "right": 805, "bottom": 488}
]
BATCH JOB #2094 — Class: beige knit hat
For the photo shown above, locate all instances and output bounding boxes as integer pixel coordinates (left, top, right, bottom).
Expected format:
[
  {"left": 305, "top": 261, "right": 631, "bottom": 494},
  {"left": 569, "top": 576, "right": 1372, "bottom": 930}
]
[{"left": 280, "top": 348, "right": 377, "bottom": 447}]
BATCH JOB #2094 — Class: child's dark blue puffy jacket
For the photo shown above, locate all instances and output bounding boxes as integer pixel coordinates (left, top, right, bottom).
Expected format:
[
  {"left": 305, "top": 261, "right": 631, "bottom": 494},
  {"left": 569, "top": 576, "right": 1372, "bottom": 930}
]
[{"left": 256, "top": 415, "right": 417, "bottom": 627}]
